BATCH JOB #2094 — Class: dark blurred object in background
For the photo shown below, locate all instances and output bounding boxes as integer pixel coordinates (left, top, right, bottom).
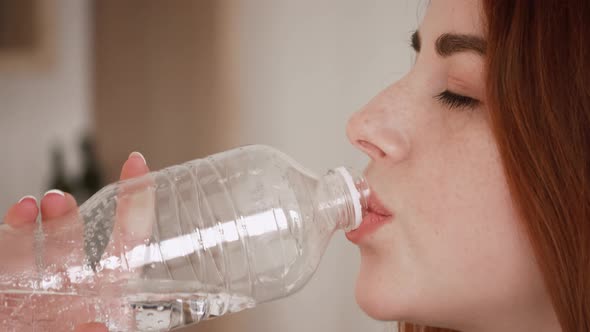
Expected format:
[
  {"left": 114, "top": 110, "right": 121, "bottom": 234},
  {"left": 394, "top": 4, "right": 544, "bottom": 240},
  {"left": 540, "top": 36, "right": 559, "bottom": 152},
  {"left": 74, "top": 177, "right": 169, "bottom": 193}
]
[
  {"left": 0, "top": 0, "right": 36, "bottom": 51},
  {"left": 0, "top": 0, "right": 53, "bottom": 70},
  {"left": 47, "top": 134, "right": 104, "bottom": 203},
  {"left": 76, "top": 134, "right": 104, "bottom": 201},
  {"left": 48, "top": 142, "right": 73, "bottom": 194}
]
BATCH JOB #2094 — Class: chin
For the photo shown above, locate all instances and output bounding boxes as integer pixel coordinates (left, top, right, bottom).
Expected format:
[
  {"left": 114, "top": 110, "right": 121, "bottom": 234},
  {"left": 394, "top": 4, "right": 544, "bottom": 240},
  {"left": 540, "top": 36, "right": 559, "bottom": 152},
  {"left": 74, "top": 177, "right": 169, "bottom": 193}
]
[
  {"left": 354, "top": 256, "right": 409, "bottom": 322},
  {"left": 354, "top": 264, "right": 459, "bottom": 331},
  {"left": 355, "top": 284, "right": 395, "bottom": 321}
]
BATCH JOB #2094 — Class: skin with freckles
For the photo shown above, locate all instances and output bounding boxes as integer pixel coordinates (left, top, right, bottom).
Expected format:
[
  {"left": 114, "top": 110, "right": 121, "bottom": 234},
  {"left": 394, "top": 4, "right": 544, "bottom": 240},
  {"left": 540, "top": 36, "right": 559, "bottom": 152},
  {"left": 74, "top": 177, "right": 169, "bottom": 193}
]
[{"left": 346, "top": 1, "right": 559, "bottom": 331}]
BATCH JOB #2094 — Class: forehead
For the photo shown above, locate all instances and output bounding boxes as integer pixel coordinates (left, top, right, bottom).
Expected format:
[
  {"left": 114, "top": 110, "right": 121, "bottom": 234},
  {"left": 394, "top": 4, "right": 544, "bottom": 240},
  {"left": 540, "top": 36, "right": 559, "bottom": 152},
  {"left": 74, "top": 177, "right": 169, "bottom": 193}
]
[{"left": 421, "top": 0, "right": 484, "bottom": 37}]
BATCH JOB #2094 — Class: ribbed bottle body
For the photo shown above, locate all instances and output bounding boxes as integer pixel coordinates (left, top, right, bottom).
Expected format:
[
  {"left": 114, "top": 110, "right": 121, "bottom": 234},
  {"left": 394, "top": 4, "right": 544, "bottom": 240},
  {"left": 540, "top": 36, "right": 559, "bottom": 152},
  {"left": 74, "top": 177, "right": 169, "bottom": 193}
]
[{"left": 0, "top": 145, "right": 367, "bottom": 331}]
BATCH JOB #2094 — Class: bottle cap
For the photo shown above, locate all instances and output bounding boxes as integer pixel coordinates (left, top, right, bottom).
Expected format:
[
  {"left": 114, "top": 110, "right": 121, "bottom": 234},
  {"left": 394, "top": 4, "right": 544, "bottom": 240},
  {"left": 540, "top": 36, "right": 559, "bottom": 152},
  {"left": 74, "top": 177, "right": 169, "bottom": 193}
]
[{"left": 335, "top": 167, "right": 362, "bottom": 230}]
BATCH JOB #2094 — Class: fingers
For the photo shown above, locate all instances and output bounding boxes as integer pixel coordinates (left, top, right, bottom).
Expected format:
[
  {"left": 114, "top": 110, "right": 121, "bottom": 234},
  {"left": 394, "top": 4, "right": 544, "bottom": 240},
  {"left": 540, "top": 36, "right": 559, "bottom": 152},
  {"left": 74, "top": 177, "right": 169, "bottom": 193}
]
[
  {"left": 74, "top": 322, "right": 109, "bottom": 332},
  {"left": 38, "top": 149, "right": 149, "bottom": 224},
  {"left": 3, "top": 149, "right": 148, "bottom": 228},
  {"left": 113, "top": 152, "right": 155, "bottom": 251},
  {"left": 40, "top": 189, "right": 78, "bottom": 221},
  {"left": 120, "top": 151, "right": 149, "bottom": 180},
  {"left": 3, "top": 189, "right": 78, "bottom": 228},
  {"left": 2, "top": 196, "right": 39, "bottom": 227}
]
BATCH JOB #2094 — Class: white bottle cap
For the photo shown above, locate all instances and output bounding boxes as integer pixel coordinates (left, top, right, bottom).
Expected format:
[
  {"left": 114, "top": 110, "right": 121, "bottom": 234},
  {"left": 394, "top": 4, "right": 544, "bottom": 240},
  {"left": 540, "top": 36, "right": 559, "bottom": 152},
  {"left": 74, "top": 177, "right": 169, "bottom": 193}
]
[{"left": 335, "top": 167, "right": 363, "bottom": 230}]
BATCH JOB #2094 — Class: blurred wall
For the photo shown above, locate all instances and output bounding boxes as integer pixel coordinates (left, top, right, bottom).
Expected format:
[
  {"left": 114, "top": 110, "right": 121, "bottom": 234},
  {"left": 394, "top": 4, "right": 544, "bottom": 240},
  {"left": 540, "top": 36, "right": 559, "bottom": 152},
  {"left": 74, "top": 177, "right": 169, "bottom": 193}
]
[
  {"left": 0, "top": 0, "right": 91, "bottom": 213},
  {"left": 93, "top": 0, "right": 234, "bottom": 182}
]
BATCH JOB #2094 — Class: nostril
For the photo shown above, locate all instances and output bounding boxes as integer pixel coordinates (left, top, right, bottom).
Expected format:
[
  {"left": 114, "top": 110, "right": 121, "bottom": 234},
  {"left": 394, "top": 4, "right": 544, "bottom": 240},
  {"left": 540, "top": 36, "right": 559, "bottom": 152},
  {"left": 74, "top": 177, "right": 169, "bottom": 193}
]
[{"left": 357, "top": 140, "right": 386, "bottom": 159}]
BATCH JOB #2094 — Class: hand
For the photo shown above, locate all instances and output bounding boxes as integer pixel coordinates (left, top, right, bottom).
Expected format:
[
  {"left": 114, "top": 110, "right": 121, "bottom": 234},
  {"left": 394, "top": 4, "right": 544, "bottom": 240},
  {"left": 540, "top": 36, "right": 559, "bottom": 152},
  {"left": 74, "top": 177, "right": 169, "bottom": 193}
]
[{"left": 2, "top": 152, "right": 150, "bottom": 332}]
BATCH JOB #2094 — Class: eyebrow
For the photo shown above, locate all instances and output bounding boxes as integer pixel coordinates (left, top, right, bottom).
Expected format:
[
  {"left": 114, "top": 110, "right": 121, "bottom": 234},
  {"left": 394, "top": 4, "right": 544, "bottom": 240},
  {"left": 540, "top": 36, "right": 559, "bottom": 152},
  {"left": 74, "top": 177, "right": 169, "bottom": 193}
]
[{"left": 411, "top": 30, "right": 486, "bottom": 57}]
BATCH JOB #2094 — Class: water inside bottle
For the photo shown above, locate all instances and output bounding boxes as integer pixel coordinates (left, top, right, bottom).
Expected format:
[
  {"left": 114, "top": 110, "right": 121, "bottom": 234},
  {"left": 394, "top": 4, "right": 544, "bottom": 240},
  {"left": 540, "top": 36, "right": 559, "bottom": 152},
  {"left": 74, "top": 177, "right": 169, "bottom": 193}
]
[
  {"left": 128, "top": 291, "right": 255, "bottom": 331},
  {"left": 0, "top": 280, "right": 255, "bottom": 331}
]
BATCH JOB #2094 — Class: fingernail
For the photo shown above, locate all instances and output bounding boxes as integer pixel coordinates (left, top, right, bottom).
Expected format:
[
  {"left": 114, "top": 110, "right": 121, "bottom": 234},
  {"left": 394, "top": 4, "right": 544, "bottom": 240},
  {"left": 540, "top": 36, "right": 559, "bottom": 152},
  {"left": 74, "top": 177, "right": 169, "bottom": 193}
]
[
  {"left": 18, "top": 195, "right": 37, "bottom": 204},
  {"left": 129, "top": 151, "right": 147, "bottom": 165},
  {"left": 43, "top": 189, "right": 65, "bottom": 197}
]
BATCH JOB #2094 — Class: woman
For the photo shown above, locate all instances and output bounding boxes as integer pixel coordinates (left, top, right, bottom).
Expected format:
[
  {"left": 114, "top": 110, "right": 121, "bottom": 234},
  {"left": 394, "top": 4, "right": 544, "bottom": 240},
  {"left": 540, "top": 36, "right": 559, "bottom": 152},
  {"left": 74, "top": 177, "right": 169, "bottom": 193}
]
[
  {"left": 4, "top": 0, "right": 588, "bottom": 331},
  {"left": 346, "top": 0, "right": 589, "bottom": 331}
]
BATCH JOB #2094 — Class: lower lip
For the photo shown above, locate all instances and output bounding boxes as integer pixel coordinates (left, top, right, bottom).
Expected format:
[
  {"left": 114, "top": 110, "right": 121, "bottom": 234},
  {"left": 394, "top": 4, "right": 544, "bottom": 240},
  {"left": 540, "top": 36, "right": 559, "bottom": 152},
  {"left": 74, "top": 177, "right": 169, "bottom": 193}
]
[{"left": 345, "top": 212, "right": 392, "bottom": 244}]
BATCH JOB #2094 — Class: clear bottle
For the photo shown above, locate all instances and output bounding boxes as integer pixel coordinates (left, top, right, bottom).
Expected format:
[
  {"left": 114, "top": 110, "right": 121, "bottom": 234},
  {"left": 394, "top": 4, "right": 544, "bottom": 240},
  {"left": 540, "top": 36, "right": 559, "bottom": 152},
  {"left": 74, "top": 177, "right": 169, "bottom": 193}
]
[{"left": 0, "top": 144, "right": 369, "bottom": 331}]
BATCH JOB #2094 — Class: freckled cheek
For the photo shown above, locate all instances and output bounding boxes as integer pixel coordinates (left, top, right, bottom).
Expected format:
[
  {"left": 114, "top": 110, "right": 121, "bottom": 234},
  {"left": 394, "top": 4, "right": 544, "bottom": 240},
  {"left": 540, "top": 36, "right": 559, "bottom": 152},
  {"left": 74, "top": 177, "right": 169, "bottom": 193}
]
[
  {"left": 418, "top": 168, "right": 514, "bottom": 264},
  {"left": 404, "top": 142, "right": 505, "bottom": 236}
]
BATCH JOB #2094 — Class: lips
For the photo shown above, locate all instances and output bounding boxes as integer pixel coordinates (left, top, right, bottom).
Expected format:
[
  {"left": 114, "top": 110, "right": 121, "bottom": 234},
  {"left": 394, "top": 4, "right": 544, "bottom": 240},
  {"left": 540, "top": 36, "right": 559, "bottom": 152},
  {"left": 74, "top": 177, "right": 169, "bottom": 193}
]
[{"left": 345, "top": 191, "right": 393, "bottom": 244}]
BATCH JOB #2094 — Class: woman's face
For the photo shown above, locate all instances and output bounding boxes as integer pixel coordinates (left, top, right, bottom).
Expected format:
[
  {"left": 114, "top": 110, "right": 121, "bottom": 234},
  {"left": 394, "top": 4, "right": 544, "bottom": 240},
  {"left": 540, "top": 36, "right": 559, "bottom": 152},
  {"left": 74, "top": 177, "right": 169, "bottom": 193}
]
[{"left": 346, "top": 0, "right": 548, "bottom": 329}]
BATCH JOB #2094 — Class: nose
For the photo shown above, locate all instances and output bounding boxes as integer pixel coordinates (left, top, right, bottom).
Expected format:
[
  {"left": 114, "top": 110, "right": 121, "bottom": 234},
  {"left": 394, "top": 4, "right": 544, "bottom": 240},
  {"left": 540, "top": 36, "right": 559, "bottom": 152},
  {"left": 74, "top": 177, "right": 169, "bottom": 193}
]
[{"left": 346, "top": 92, "right": 411, "bottom": 164}]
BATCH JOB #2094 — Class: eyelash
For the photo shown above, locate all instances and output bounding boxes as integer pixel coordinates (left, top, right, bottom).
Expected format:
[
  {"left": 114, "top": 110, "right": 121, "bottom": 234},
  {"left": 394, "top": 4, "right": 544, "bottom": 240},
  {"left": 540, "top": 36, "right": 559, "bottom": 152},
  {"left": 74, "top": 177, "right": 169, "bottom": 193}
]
[{"left": 435, "top": 90, "right": 480, "bottom": 110}]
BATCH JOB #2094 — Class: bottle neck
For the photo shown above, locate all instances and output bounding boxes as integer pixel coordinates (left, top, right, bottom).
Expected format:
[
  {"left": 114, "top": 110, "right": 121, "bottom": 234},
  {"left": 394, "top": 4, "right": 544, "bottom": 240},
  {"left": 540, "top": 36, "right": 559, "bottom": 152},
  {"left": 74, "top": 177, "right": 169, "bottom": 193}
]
[{"left": 316, "top": 167, "right": 369, "bottom": 232}]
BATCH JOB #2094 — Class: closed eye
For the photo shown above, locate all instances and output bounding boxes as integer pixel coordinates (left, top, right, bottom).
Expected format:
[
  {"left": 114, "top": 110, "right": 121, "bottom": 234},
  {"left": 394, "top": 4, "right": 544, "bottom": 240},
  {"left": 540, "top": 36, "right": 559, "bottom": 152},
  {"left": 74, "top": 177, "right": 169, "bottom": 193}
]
[{"left": 435, "top": 90, "right": 480, "bottom": 110}]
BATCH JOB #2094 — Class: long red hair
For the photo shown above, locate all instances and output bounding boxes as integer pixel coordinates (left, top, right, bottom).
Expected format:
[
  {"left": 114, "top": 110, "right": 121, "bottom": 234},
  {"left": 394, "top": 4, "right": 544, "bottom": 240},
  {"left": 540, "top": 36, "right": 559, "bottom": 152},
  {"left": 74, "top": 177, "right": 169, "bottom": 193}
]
[{"left": 401, "top": 1, "right": 590, "bottom": 331}]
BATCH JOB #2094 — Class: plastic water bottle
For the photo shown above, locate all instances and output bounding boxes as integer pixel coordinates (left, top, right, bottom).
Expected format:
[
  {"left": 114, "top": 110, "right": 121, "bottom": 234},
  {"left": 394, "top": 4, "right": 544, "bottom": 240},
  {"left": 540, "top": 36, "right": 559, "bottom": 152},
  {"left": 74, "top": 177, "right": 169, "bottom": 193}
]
[{"left": 0, "top": 144, "right": 369, "bottom": 331}]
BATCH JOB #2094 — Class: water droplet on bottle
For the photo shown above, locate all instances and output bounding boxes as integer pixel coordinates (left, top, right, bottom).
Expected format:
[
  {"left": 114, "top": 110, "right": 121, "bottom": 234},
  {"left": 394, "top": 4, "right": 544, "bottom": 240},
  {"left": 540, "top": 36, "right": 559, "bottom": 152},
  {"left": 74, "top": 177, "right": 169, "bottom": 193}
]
[
  {"left": 157, "top": 305, "right": 164, "bottom": 311},
  {"left": 150, "top": 263, "right": 156, "bottom": 269}
]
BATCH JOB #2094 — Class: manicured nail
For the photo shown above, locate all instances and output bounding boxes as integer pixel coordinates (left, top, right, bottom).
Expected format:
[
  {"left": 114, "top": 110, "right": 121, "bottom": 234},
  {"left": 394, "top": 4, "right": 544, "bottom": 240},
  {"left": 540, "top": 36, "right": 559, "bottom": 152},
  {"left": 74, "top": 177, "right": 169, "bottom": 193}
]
[
  {"left": 18, "top": 195, "right": 37, "bottom": 204},
  {"left": 43, "top": 189, "right": 65, "bottom": 197},
  {"left": 129, "top": 151, "right": 147, "bottom": 165}
]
